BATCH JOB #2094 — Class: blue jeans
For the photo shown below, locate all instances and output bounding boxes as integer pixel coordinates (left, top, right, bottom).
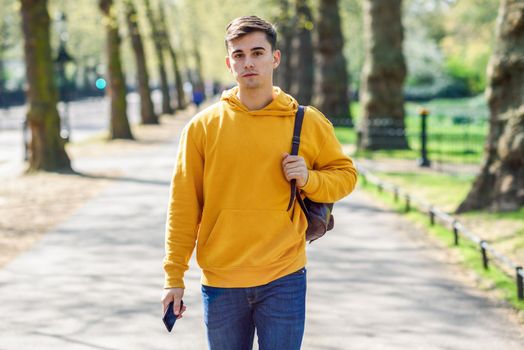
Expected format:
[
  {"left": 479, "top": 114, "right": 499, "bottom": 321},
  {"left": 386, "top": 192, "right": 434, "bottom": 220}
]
[{"left": 201, "top": 267, "right": 307, "bottom": 350}]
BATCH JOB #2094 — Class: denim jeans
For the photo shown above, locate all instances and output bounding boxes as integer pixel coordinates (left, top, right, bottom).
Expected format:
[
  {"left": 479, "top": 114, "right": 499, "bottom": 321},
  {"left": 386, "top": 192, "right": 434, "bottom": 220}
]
[{"left": 201, "top": 267, "right": 307, "bottom": 350}]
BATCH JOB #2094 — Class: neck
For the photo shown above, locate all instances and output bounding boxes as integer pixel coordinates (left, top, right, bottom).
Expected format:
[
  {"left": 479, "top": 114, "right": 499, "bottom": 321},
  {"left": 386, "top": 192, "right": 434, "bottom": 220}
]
[{"left": 237, "top": 85, "right": 274, "bottom": 111}]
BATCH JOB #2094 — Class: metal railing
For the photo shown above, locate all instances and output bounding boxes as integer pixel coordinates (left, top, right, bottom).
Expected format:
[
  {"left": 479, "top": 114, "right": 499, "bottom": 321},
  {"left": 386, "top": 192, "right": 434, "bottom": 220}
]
[{"left": 359, "top": 167, "right": 524, "bottom": 300}]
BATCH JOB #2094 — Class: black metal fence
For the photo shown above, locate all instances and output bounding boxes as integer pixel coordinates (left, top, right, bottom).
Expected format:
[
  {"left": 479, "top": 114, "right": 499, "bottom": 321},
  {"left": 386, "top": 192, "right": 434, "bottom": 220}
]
[
  {"left": 406, "top": 130, "right": 486, "bottom": 165},
  {"left": 359, "top": 167, "right": 524, "bottom": 301}
]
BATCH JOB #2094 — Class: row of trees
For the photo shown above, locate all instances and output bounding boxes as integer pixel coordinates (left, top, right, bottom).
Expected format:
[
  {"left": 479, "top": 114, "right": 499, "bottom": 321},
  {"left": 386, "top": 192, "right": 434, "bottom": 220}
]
[
  {"left": 21, "top": 0, "right": 194, "bottom": 171},
  {"left": 20, "top": 0, "right": 357, "bottom": 172},
  {"left": 16, "top": 0, "right": 524, "bottom": 212}
]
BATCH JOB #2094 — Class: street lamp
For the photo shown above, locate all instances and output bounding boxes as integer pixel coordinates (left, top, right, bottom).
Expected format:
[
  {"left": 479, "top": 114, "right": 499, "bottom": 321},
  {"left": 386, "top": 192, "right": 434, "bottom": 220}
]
[{"left": 54, "top": 12, "right": 74, "bottom": 142}]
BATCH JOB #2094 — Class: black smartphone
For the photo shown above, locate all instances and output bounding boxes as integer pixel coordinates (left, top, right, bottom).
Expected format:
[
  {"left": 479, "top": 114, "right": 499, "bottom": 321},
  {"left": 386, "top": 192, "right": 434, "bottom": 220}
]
[{"left": 163, "top": 300, "right": 184, "bottom": 332}]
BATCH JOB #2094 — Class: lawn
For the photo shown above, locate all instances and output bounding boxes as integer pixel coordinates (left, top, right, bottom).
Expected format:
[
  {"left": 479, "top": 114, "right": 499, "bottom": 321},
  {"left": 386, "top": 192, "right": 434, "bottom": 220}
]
[{"left": 335, "top": 95, "right": 489, "bottom": 164}]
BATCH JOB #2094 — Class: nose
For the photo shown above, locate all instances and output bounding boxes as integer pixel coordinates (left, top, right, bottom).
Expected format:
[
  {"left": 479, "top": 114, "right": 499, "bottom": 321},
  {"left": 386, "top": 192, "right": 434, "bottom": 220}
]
[{"left": 244, "top": 57, "right": 255, "bottom": 69}]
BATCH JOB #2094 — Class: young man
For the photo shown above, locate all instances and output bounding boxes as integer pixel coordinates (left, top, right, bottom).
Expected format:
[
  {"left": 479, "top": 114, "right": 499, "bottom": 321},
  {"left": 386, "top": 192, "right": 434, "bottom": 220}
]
[{"left": 161, "top": 16, "right": 357, "bottom": 349}]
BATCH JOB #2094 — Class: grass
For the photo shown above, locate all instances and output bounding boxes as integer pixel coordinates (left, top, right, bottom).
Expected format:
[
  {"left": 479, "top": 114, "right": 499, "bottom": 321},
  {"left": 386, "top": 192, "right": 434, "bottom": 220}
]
[
  {"left": 360, "top": 172, "right": 524, "bottom": 311},
  {"left": 373, "top": 172, "right": 474, "bottom": 211},
  {"left": 335, "top": 96, "right": 489, "bottom": 164}
]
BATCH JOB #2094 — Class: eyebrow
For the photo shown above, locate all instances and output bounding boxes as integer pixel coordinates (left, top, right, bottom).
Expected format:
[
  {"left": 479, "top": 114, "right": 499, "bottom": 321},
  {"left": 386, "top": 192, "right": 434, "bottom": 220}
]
[{"left": 231, "top": 47, "right": 266, "bottom": 55}]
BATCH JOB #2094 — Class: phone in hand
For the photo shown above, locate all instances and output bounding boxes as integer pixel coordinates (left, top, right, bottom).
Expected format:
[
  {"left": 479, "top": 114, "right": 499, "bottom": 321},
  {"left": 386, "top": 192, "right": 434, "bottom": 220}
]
[{"left": 163, "top": 300, "right": 184, "bottom": 332}]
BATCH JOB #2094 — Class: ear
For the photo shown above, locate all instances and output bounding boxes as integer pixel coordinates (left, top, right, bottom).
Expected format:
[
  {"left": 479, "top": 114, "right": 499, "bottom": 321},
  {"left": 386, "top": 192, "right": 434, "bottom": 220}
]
[
  {"left": 272, "top": 49, "right": 281, "bottom": 69},
  {"left": 225, "top": 55, "right": 232, "bottom": 72}
]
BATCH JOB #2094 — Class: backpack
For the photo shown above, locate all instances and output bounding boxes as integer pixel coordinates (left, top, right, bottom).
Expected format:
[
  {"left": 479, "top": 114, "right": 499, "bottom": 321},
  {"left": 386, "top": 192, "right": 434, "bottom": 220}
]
[{"left": 286, "top": 105, "right": 335, "bottom": 243}]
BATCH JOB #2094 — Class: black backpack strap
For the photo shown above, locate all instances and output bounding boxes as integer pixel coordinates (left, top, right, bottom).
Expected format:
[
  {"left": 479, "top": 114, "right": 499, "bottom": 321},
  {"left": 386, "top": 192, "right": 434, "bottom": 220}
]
[{"left": 286, "top": 106, "right": 308, "bottom": 214}]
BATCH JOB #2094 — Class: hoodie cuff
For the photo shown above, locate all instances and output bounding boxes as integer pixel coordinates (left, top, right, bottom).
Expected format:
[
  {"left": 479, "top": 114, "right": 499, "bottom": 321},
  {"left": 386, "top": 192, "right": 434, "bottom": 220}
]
[
  {"left": 164, "top": 276, "right": 185, "bottom": 289},
  {"left": 300, "top": 169, "right": 319, "bottom": 195}
]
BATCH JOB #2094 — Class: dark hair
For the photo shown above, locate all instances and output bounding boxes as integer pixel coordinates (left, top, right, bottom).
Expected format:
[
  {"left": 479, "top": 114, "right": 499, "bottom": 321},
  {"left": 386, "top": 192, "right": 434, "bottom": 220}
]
[{"left": 225, "top": 16, "right": 277, "bottom": 51}]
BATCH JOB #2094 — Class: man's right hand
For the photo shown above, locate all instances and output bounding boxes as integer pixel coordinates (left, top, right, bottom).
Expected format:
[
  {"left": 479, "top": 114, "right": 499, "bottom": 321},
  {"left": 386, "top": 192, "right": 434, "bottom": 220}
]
[{"left": 161, "top": 288, "right": 186, "bottom": 319}]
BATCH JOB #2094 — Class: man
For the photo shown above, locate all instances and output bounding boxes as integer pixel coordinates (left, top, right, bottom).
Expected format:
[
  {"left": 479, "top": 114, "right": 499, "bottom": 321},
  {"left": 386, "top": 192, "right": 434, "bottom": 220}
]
[{"left": 161, "top": 15, "right": 357, "bottom": 349}]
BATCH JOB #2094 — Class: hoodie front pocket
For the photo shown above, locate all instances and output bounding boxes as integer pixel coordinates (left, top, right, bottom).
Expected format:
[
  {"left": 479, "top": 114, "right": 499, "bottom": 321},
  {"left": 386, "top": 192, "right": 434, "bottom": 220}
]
[{"left": 201, "top": 209, "right": 302, "bottom": 269}]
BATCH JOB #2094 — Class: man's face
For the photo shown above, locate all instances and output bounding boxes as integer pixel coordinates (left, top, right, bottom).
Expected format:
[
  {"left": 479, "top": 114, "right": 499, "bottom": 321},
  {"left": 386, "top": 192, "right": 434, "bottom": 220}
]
[{"left": 225, "top": 31, "right": 280, "bottom": 90}]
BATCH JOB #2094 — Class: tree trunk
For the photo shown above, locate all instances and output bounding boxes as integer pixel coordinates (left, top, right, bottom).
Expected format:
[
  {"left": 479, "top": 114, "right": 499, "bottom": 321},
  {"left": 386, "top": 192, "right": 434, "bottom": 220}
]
[
  {"left": 274, "top": 0, "right": 294, "bottom": 93},
  {"left": 313, "top": 0, "right": 352, "bottom": 127},
  {"left": 0, "top": 51, "right": 6, "bottom": 108},
  {"left": 124, "top": 0, "right": 158, "bottom": 125},
  {"left": 0, "top": 10, "right": 9, "bottom": 103},
  {"left": 157, "top": 1, "right": 186, "bottom": 110},
  {"left": 168, "top": 47, "right": 186, "bottom": 110},
  {"left": 99, "top": 0, "right": 133, "bottom": 139},
  {"left": 359, "top": 0, "right": 408, "bottom": 150},
  {"left": 21, "top": 0, "right": 71, "bottom": 172},
  {"left": 457, "top": 0, "right": 524, "bottom": 213},
  {"left": 193, "top": 40, "right": 205, "bottom": 97},
  {"left": 290, "top": 0, "right": 314, "bottom": 105},
  {"left": 143, "top": 0, "right": 172, "bottom": 115}
]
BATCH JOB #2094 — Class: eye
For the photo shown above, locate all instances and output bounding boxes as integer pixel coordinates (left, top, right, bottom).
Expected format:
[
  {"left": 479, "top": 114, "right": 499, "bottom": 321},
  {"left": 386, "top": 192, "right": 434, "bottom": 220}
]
[
  {"left": 233, "top": 53, "right": 243, "bottom": 59},
  {"left": 254, "top": 51, "right": 263, "bottom": 56}
]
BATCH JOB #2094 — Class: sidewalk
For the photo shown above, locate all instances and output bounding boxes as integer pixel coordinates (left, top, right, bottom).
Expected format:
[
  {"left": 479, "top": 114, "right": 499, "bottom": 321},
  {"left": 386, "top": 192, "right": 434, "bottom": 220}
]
[{"left": 1, "top": 110, "right": 523, "bottom": 349}]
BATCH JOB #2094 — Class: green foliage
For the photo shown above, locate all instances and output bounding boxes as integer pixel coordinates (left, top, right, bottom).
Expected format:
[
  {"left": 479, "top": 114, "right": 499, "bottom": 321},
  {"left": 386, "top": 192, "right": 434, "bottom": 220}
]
[
  {"left": 439, "top": 0, "right": 498, "bottom": 94},
  {"left": 445, "top": 54, "right": 489, "bottom": 94},
  {"left": 0, "top": 0, "right": 500, "bottom": 99}
]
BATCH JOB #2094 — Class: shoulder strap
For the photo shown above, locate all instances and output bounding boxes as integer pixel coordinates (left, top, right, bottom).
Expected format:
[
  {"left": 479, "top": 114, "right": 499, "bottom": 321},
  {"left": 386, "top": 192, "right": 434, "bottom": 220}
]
[{"left": 286, "top": 106, "right": 309, "bottom": 214}]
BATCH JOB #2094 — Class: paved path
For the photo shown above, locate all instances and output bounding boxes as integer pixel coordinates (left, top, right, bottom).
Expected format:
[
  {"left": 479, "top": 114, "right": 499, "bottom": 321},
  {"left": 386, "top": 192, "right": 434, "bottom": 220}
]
[
  {"left": 1, "top": 113, "right": 524, "bottom": 349},
  {"left": 0, "top": 92, "right": 155, "bottom": 178}
]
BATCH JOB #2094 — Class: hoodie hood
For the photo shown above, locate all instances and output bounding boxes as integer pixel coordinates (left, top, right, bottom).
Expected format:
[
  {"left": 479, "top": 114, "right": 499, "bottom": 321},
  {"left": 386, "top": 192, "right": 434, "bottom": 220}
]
[{"left": 220, "top": 86, "right": 298, "bottom": 117}]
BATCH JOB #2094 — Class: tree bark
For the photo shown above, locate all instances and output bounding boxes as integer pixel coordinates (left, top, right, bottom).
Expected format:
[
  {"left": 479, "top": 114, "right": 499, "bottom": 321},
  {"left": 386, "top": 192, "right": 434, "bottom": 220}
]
[
  {"left": 0, "top": 19, "right": 7, "bottom": 103},
  {"left": 274, "top": 0, "right": 294, "bottom": 93},
  {"left": 0, "top": 51, "right": 6, "bottom": 107},
  {"left": 168, "top": 47, "right": 186, "bottom": 110},
  {"left": 457, "top": 0, "right": 524, "bottom": 213},
  {"left": 124, "top": 0, "right": 158, "bottom": 125},
  {"left": 193, "top": 40, "right": 205, "bottom": 97},
  {"left": 21, "top": 0, "right": 71, "bottom": 172},
  {"left": 290, "top": 0, "right": 314, "bottom": 105},
  {"left": 359, "top": 0, "right": 408, "bottom": 150},
  {"left": 157, "top": 1, "right": 186, "bottom": 110},
  {"left": 143, "top": 0, "right": 172, "bottom": 115},
  {"left": 99, "top": 0, "right": 133, "bottom": 139},
  {"left": 313, "top": 0, "right": 352, "bottom": 126}
]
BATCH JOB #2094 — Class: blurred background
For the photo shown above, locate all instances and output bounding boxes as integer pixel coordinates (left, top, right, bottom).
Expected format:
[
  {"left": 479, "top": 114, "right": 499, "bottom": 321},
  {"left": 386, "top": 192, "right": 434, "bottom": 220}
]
[{"left": 0, "top": 0, "right": 523, "bottom": 309}]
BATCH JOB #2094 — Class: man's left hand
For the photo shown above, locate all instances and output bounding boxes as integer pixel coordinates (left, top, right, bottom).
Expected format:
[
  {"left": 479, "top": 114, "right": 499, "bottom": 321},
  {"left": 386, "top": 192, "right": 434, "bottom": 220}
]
[{"left": 282, "top": 152, "right": 309, "bottom": 188}]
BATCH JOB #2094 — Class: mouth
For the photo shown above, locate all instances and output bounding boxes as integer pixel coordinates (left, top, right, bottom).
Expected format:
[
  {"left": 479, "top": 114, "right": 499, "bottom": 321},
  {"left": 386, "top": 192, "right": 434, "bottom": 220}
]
[{"left": 242, "top": 73, "right": 258, "bottom": 77}]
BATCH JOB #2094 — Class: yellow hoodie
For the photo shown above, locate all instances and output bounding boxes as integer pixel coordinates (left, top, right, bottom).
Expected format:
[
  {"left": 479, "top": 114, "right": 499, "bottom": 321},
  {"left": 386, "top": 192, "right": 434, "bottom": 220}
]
[{"left": 163, "top": 86, "right": 357, "bottom": 288}]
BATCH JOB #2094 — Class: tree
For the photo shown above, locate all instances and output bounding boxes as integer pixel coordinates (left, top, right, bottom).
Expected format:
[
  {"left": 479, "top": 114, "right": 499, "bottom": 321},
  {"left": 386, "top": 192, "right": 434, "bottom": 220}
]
[
  {"left": 99, "top": 0, "right": 133, "bottom": 139},
  {"left": 0, "top": 5, "right": 12, "bottom": 105},
  {"left": 457, "top": 0, "right": 524, "bottom": 213},
  {"left": 157, "top": 1, "right": 186, "bottom": 110},
  {"left": 290, "top": 0, "right": 314, "bottom": 105},
  {"left": 20, "top": 0, "right": 71, "bottom": 172},
  {"left": 359, "top": 0, "right": 409, "bottom": 150},
  {"left": 313, "top": 0, "right": 352, "bottom": 126},
  {"left": 273, "top": 0, "right": 294, "bottom": 93},
  {"left": 124, "top": 0, "right": 158, "bottom": 125},
  {"left": 143, "top": 0, "right": 172, "bottom": 114},
  {"left": 192, "top": 39, "right": 205, "bottom": 98}
]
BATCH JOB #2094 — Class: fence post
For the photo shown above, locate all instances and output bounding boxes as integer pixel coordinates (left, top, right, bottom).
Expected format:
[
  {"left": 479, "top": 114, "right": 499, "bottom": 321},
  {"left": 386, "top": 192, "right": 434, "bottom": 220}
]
[
  {"left": 405, "top": 195, "right": 410, "bottom": 212},
  {"left": 377, "top": 182, "right": 383, "bottom": 193},
  {"left": 452, "top": 220, "right": 459, "bottom": 246},
  {"left": 393, "top": 187, "right": 399, "bottom": 202},
  {"left": 418, "top": 108, "right": 431, "bottom": 167},
  {"left": 429, "top": 207, "right": 435, "bottom": 226},
  {"left": 480, "top": 240, "right": 489, "bottom": 270},
  {"left": 516, "top": 267, "right": 523, "bottom": 300}
]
